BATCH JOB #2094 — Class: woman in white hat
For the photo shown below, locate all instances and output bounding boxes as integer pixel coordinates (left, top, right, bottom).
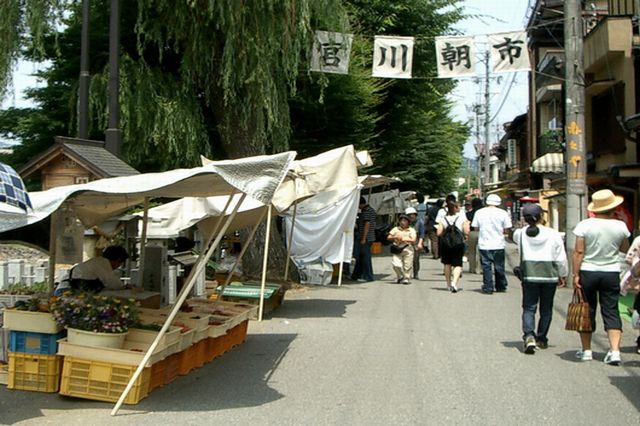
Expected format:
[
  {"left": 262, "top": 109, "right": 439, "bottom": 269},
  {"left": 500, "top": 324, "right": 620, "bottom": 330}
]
[{"left": 572, "top": 189, "right": 630, "bottom": 365}]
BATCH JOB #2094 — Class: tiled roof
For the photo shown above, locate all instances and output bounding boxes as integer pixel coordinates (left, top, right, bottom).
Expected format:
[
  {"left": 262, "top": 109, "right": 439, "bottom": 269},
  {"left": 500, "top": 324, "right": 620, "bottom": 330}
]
[{"left": 63, "top": 140, "right": 139, "bottom": 177}]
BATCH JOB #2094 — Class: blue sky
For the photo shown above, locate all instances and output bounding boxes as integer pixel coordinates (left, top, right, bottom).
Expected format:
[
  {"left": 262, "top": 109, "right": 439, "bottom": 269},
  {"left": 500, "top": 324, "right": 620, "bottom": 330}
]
[{"left": 452, "top": 0, "right": 532, "bottom": 157}]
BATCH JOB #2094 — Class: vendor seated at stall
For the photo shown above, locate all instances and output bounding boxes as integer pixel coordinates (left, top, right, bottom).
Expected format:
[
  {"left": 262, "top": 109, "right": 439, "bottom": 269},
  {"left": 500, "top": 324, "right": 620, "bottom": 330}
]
[{"left": 55, "top": 245, "right": 129, "bottom": 295}]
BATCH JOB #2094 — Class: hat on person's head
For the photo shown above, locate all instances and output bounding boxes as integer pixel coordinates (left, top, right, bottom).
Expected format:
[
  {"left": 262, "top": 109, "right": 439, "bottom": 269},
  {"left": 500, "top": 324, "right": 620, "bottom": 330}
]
[
  {"left": 522, "top": 203, "right": 543, "bottom": 220},
  {"left": 486, "top": 194, "right": 501, "bottom": 206},
  {"left": 405, "top": 207, "right": 417, "bottom": 215},
  {"left": 587, "top": 189, "right": 624, "bottom": 213}
]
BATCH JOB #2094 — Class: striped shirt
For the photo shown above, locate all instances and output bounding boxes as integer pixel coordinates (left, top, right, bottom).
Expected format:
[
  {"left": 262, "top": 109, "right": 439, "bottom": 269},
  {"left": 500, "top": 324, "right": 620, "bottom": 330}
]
[{"left": 358, "top": 205, "right": 377, "bottom": 243}]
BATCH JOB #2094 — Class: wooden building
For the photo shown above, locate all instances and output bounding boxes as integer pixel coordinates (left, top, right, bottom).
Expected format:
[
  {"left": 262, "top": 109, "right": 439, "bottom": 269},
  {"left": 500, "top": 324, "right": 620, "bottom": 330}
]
[{"left": 19, "top": 136, "right": 139, "bottom": 190}]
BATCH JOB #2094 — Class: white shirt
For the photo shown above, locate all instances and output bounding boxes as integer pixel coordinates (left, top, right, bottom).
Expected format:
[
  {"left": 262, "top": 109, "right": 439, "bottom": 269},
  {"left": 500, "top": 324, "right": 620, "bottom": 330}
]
[
  {"left": 573, "top": 218, "right": 630, "bottom": 272},
  {"left": 72, "top": 257, "right": 123, "bottom": 289},
  {"left": 471, "top": 206, "right": 512, "bottom": 250},
  {"left": 437, "top": 212, "right": 467, "bottom": 232}
]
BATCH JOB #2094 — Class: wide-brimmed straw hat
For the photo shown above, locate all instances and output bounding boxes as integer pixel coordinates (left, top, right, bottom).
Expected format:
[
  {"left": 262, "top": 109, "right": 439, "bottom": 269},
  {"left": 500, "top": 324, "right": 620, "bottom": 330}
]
[{"left": 587, "top": 189, "right": 624, "bottom": 213}]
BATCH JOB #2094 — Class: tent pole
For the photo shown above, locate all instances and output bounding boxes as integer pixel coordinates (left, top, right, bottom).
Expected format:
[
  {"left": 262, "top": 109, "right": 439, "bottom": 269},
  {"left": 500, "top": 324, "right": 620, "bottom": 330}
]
[
  {"left": 337, "top": 231, "right": 346, "bottom": 287},
  {"left": 111, "top": 193, "right": 246, "bottom": 416},
  {"left": 258, "top": 205, "right": 272, "bottom": 322},
  {"left": 283, "top": 201, "right": 297, "bottom": 280},
  {"left": 208, "top": 195, "right": 235, "bottom": 248},
  {"left": 47, "top": 211, "right": 59, "bottom": 295},
  {"left": 136, "top": 197, "right": 150, "bottom": 287}
]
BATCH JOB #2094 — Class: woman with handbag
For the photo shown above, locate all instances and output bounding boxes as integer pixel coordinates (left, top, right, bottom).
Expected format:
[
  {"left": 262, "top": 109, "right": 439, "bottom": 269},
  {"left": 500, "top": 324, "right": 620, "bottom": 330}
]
[
  {"left": 513, "top": 204, "right": 567, "bottom": 354},
  {"left": 387, "top": 214, "right": 417, "bottom": 285},
  {"left": 572, "top": 189, "right": 630, "bottom": 365}
]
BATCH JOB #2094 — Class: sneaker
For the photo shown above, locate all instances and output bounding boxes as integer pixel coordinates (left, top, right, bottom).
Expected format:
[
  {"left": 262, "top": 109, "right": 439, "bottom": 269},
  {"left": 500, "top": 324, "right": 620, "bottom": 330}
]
[
  {"left": 401, "top": 279, "right": 410, "bottom": 285},
  {"left": 451, "top": 284, "right": 458, "bottom": 293},
  {"left": 524, "top": 336, "right": 536, "bottom": 355},
  {"left": 396, "top": 278, "right": 402, "bottom": 284},
  {"left": 636, "top": 337, "right": 640, "bottom": 355},
  {"left": 575, "top": 350, "right": 593, "bottom": 361},
  {"left": 604, "top": 351, "right": 621, "bottom": 366},
  {"left": 536, "top": 340, "right": 548, "bottom": 350}
]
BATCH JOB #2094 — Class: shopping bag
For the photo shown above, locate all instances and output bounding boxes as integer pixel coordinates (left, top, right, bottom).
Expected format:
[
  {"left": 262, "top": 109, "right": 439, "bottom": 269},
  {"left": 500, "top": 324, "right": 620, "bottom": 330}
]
[{"left": 565, "top": 288, "right": 592, "bottom": 332}]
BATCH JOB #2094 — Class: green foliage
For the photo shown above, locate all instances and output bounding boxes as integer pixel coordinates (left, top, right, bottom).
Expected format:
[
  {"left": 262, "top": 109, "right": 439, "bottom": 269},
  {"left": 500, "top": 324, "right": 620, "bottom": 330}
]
[
  {"left": 539, "top": 129, "right": 563, "bottom": 155},
  {"left": 344, "top": 0, "right": 469, "bottom": 195}
]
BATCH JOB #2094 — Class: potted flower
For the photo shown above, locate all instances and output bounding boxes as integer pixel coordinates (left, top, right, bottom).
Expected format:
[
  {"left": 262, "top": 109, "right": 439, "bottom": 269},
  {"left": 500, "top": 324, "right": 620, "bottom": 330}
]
[{"left": 50, "top": 293, "right": 138, "bottom": 349}]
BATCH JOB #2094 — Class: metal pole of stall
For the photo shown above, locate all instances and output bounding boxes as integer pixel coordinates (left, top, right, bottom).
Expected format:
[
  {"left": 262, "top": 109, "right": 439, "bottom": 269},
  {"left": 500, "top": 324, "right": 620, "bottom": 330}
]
[
  {"left": 111, "top": 193, "right": 247, "bottom": 416},
  {"left": 136, "top": 197, "right": 150, "bottom": 287},
  {"left": 337, "top": 231, "right": 347, "bottom": 287},
  {"left": 283, "top": 202, "right": 298, "bottom": 280},
  {"left": 258, "top": 205, "right": 273, "bottom": 321}
]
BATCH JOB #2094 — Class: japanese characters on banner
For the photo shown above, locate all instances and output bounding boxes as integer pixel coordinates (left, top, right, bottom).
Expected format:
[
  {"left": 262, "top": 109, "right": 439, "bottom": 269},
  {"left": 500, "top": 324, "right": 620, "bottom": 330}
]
[
  {"left": 309, "top": 30, "right": 530, "bottom": 79},
  {"left": 372, "top": 36, "right": 415, "bottom": 79},
  {"left": 487, "top": 31, "right": 530, "bottom": 74},
  {"left": 435, "top": 36, "right": 476, "bottom": 78},
  {"left": 310, "top": 30, "right": 353, "bottom": 75}
]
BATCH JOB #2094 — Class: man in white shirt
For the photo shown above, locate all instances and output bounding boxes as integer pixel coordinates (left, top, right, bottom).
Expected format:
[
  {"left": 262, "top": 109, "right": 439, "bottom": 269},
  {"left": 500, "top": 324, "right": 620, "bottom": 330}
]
[
  {"left": 471, "top": 194, "right": 512, "bottom": 294},
  {"left": 64, "top": 245, "right": 129, "bottom": 293}
]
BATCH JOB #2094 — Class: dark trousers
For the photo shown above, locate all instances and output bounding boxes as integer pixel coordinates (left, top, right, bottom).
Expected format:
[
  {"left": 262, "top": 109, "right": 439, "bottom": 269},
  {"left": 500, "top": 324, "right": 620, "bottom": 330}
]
[
  {"left": 351, "top": 242, "right": 374, "bottom": 281},
  {"left": 413, "top": 247, "right": 420, "bottom": 278},
  {"left": 521, "top": 281, "right": 557, "bottom": 343},
  {"left": 580, "top": 270, "right": 622, "bottom": 331},
  {"left": 427, "top": 230, "right": 439, "bottom": 258},
  {"left": 479, "top": 249, "right": 507, "bottom": 292}
]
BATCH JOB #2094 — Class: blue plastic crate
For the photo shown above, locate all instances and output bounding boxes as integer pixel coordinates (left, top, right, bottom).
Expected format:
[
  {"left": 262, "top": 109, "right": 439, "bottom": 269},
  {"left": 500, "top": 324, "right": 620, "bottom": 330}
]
[{"left": 9, "top": 330, "right": 66, "bottom": 355}]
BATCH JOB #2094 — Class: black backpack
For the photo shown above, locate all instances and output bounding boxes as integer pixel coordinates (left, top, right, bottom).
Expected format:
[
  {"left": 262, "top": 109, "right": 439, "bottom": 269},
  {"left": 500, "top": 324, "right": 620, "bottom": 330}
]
[{"left": 440, "top": 216, "right": 464, "bottom": 250}]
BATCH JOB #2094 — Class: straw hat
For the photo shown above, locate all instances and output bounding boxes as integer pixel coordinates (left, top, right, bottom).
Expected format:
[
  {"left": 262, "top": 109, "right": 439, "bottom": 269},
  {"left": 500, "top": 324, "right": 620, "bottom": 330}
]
[{"left": 587, "top": 189, "right": 624, "bottom": 213}]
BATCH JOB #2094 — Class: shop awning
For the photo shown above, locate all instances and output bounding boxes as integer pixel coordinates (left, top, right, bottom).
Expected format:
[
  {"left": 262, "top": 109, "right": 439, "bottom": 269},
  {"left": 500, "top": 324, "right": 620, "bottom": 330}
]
[{"left": 531, "top": 153, "right": 564, "bottom": 174}]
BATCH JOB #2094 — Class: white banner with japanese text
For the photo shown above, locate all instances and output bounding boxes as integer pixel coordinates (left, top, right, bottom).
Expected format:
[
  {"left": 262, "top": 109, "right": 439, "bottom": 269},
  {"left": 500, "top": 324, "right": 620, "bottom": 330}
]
[
  {"left": 310, "top": 30, "right": 353, "bottom": 75},
  {"left": 488, "top": 31, "right": 530, "bottom": 73},
  {"left": 435, "top": 35, "right": 476, "bottom": 78},
  {"left": 372, "top": 36, "right": 414, "bottom": 79}
]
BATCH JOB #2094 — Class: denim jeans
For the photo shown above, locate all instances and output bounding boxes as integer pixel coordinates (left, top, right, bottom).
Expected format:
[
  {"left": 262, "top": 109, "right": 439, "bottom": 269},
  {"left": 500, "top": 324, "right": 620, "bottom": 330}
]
[
  {"left": 351, "top": 242, "right": 374, "bottom": 281},
  {"left": 479, "top": 249, "right": 507, "bottom": 292},
  {"left": 521, "top": 280, "right": 557, "bottom": 342}
]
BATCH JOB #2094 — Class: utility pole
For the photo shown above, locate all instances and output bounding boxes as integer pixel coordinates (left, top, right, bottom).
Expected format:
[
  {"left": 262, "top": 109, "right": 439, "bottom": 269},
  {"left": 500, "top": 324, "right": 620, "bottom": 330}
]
[
  {"left": 78, "top": 0, "right": 90, "bottom": 139},
  {"left": 483, "top": 50, "right": 491, "bottom": 195},
  {"left": 473, "top": 103, "right": 483, "bottom": 196},
  {"left": 105, "top": 0, "right": 122, "bottom": 156},
  {"left": 564, "top": 0, "right": 587, "bottom": 259}
]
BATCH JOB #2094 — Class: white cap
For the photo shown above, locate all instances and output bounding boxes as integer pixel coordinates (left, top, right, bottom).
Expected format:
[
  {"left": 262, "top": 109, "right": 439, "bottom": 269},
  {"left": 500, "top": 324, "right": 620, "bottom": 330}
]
[
  {"left": 405, "top": 207, "right": 417, "bottom": 215},
  {"left": 486, "top": 194, "right": 501, "bottom": 206}
]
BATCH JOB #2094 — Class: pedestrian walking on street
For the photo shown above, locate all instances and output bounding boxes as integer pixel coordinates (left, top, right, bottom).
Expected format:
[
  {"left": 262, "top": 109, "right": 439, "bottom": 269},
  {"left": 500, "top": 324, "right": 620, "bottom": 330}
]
[
  {"left": 351, "top": 197, "right": 377, "bottom": 283},
  {"left": 436, "top": 199, "right": 469, "bottom": 293},
  {"left": 405, "top": 206, "right": 425, "bottom": 279},
  {"left": 471, "top": 194, "right": 512, "bottom": 294},
  {"left": 426, "top": 199, "right": 443, "bottom": 259},
  {"left": 622, "top": 229, "right": 640, "bottom": 354},
  {"left": 513, "top": 204, "right": 567, "bottom": 354},
  {"left": 388, "top": 214, "right": 417, "bottom": 285},
  {"left": 572, "top": 189, "right": 630, "bottom": 365},
  {"left": 465, "top": 197, "right": 483, "bottom": 274}
]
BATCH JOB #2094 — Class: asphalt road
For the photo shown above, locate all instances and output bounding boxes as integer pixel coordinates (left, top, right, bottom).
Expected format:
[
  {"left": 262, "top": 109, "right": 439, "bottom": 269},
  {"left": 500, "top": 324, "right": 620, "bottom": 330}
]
[{"left": 1, "top": 246, "right": 639, "bottom": 425}]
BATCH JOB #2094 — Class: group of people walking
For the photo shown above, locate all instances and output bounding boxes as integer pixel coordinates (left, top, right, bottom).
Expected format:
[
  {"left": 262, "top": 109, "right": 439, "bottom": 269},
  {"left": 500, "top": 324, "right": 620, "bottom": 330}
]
[{"left": 352, "top": 188, "right": 640, "bottom": 364}]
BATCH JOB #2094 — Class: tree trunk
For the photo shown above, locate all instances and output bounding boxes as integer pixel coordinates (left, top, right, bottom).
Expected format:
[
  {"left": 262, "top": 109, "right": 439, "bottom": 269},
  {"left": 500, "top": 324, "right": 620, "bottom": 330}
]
[{"left": 211, "top": 91, "right": 293, "bottom": 283}]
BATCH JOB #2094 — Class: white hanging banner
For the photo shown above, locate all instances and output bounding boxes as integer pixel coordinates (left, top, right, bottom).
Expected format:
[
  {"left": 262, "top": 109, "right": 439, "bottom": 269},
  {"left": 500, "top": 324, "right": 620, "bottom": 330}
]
[
  {"left": 435, "top": 35, "right": 476, "bottom": 78},
  {"left": 310, "top": 30, "right": 353, "bottom": 75},
  {"left": 372, "top": 36, "right": 414, "bottom": 79},
  {"left": 488, "top": 31, "right": 530, "bottom": 73}
]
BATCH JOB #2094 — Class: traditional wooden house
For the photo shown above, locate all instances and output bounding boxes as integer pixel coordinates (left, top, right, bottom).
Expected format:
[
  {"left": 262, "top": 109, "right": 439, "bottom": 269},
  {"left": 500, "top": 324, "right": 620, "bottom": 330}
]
[{"left": 19, "top": 136, "right": 138, "bottom": 190}]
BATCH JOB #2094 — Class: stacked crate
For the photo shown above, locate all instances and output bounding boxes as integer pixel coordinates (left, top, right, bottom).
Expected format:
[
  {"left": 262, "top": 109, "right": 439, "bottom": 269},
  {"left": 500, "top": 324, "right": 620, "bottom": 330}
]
[{"left": 3, "top": 309, "right": 65, "bottom": 393}]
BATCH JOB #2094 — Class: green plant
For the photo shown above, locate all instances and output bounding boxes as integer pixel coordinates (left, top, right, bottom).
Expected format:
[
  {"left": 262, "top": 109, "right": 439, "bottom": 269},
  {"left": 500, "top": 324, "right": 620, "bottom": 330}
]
[
  {"left": 539, "top": 130, "right": 563, "bottom": 155},
  {"left": 50, "top": 293, "right": 138, "bottom": 333}
]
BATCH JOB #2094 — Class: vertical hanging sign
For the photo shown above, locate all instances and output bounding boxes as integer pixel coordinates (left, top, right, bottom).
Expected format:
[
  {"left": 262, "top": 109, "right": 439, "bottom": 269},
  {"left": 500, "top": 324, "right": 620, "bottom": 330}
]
[
  {"left": 435, "top": 36, "right": 476, "bottom": 78},
  {"left": 488, "top": 31, "right": 530, "bottom": 73},
  {"left": 310, "top": 30, "right": 353, "bottom": 75},
  {"left": 372, "top": 36, "right": 414, "bottom": 79}
]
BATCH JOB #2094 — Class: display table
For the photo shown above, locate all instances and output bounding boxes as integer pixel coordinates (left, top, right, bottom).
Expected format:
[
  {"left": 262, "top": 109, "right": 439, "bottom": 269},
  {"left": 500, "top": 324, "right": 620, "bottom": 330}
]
[
  {"left": 214, "top": 282, "right": 286, "bottom": 315},
  {"left": 101, "top": 289, "right": 162, "bottom": 309}
]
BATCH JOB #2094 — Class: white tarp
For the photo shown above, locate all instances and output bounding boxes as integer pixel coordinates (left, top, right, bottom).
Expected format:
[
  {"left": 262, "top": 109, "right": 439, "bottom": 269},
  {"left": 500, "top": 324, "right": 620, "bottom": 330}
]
[
  {"left": 134, "top": 194, "right": 267, "bottom": 239},
  {"left": 365, "top": 189, "right": 404, "bottom": 216},
  {"left": 283, "top": 186, "right": 360, "bottom": 265},
  {"left": 0, "top": 152, "right": 295, "bottom": 233}
]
